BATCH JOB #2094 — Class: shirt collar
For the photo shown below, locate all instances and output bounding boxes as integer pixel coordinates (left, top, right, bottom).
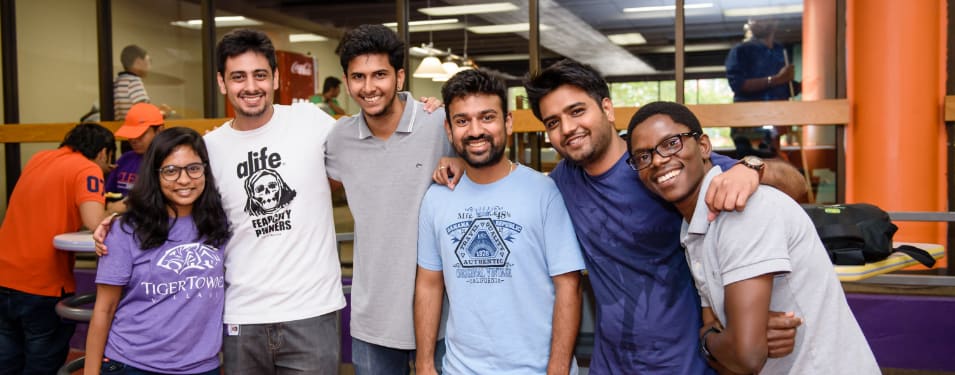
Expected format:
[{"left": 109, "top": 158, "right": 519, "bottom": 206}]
[
  {"left": 685, "top": 165, "right": 725, "bottom": 235},
  {"left": 356, "top": 92, "right": 417, "bottom": 139}
]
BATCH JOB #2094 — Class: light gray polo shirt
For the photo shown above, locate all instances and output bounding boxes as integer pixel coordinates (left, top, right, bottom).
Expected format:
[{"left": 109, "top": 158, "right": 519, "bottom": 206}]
[
  {"left": 681, "top": 166, "right": 879, "bottom": 374},
  {"left": 326, "top": 92, "right": 453, "bottom": 349}
]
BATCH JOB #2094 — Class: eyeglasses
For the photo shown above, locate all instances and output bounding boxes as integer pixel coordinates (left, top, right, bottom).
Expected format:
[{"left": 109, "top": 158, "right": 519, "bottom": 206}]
[
  {"left": 626, "top": 131, "right": 701, "bottom": 171},
  {"left": 158, "top": 163, "right": 206, "bottom": 181}
]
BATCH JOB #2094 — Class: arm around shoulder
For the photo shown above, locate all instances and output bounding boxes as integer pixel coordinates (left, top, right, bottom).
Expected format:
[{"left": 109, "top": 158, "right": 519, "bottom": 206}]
[{"left": 761, "top": 159, "right": 807, "bottom": 201}]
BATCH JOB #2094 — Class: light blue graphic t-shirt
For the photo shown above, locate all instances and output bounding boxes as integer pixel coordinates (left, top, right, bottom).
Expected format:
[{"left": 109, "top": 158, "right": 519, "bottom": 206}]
[{"left": 418, "top": 165, "right": 586, "bottom": 374}]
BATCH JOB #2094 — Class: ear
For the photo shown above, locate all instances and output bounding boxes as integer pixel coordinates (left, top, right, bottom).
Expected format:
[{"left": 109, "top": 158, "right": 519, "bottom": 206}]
[
  {"left": 600, "top": 97, "right": 615, "bottom": 122},
  {"left": 396, "top": 68, "right": 406, "bottom": 91},
  {"left": 272, "top": 69, "right": 280, "bottom": 91},
  {"left": 698, "top": 133, "right": 713, "bottom": 160},
  {"left": 504, "top": 111, "right": 514, "bottom": 137},
  {"left": 217, "top": 73, "right": 227, "bottom": 95},
  {"left": 444, "top": 120, "right": 453, "bottom": 143}
]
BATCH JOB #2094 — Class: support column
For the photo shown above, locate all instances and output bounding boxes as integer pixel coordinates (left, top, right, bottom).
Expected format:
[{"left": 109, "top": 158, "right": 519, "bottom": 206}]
[{"left": 846, "top": 0, "right": 947, "bottom": 245}]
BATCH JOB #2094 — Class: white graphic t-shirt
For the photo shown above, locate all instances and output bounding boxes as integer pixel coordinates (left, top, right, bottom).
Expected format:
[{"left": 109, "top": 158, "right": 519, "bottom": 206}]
[{"left": 204, "top": 103, "right": 345, "bottom": 324}]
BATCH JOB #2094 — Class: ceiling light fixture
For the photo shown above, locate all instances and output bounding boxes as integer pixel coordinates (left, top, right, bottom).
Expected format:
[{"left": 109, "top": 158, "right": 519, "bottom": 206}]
[
  {"left": 420, "top": 2, "right": 519, "bottom": 16},
  {"left": 170, "top": 16, "right": 262, "bottom": 29},
  {"left": 723, "top": 4, "right": 804, "bottom": 17},
  {"left": 607, "top": 32, "right": 647, "bottom": 46},
  {"left": 467, "top": 23, "right": 551, "bottom": 34},
  {"left": 383, "top": 18, "right": 459, "bottom": 27},
  {"left": 623, "top": 3, "right": 713, "bottom": 13},
  {"left": 413, "top": 0, "right": 448, "bottom": 79},
  {"left": 289, "top": 33, "right": 329, "bottom": 43}
]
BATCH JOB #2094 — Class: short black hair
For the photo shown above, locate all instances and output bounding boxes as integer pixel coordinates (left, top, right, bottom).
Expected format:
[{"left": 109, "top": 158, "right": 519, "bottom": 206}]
[
  {"left": 120, "top": 45, "right": 147, "bottom": 71},
  {"left": 523, "top": 59, "right": 610, "bottom": 122},
  {"left": 626, "top": 101, "right": 703, "bottom": 153},
  {"left": 60, "top": 123, "right": 116, "bottom": 161},
  {"left": 323, "top": 76, "right": 342, "bottom": 93},
  {"left": 216, "top": 29, "right": 277, "bottom": 75},
  {"left": 441, "top": 69, "right": 508, "bottom": 124},
  {"left": 336, "top": 24, "right": 405, "bottom": 73}
]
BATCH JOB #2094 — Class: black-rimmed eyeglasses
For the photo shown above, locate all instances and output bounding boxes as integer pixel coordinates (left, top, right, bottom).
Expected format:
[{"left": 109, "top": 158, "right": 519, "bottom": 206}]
[
  {"left": 626, "top": 131, "right": 701, "bottom": 171},
  {"left": 158, "top": 163, "right": 206, "bottom": 181}
]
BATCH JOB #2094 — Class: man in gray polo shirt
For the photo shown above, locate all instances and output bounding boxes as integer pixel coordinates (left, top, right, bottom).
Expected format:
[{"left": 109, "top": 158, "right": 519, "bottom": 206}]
[{"left": 325, "top": 24, "right": 452, "bottom": 374}]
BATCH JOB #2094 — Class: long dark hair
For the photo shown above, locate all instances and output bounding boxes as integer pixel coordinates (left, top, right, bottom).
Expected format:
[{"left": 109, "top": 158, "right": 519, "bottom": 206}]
[{"left": 122, "top": 127, "right": 231, "bottom": 250}]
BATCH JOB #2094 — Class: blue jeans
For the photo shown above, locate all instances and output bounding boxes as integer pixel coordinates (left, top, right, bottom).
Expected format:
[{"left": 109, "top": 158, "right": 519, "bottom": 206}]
[
  {"left": 100, "top": 358, "right": 220, "bottom": 375},
  {"left": 222, "top": 312, "right": 340, "bottom": 374},
  {"left": 351, "top": 337, "right": 445, "bottom": 375},
  {"left": 0, "top": 287, "right": 75, "bottom": 375}
]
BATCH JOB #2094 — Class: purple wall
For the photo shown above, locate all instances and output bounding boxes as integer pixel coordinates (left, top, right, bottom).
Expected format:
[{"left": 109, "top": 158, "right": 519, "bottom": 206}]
[{"left": 847, "top": 293, "right": 955, "bottom": 371}]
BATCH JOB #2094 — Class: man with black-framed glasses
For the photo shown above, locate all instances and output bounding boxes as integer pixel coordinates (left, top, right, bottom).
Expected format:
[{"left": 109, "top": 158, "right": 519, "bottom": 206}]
[{"left": 628, "top": 101, "right": 878, "bottom": 374}]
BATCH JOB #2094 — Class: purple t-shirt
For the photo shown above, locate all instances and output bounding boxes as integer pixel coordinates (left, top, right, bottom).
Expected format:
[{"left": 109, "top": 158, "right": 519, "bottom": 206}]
[
  {"left": 549, "top": 151, "right": 735, "bottom": 374},
  {"left": 105, "top": 151, "right": 143, "bottom": 196},
  {"left": 97, "top": 216, "right": 224, "bottom": 373}
]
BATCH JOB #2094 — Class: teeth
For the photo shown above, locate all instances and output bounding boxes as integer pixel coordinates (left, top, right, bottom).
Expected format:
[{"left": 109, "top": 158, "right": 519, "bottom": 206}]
[
  {"left": 363, "top": 95, "right": 381, "bottom": 103},
  {"left": 657, "top": 169, "right": 680, "bottom": 184}
]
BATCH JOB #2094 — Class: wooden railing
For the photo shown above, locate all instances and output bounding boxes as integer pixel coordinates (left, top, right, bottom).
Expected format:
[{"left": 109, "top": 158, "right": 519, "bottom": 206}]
[{"left": 0, "top": 99, "right": 853, "bottom": 143}]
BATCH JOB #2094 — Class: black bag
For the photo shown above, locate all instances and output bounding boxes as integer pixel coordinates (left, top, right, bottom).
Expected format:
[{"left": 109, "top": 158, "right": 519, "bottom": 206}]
[{"left": 802, "top": 203, "right": 936, "bottom": 267}]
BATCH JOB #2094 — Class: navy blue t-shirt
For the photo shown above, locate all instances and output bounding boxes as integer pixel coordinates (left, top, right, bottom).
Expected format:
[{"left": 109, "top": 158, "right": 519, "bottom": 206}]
[
  {"left": 550, "top": 151, "right": 735, "bottom": 374},
  {"left": 725, "top": 40, "right": 792, "bottom": 102}
]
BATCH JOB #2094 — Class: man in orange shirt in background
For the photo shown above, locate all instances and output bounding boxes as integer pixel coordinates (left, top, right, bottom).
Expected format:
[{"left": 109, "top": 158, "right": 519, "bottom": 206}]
[{"left": 0, "top": 123, "right": 116, "bottom": 374}]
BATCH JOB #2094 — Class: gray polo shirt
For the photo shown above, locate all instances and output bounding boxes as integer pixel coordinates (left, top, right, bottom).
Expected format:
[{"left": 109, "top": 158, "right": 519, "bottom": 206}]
[
  {"left": 681, "top": 166, "right": 879, "bottom": 374},
  {"left": 326, "top": 92, "right": 453, "bottom": 349}
]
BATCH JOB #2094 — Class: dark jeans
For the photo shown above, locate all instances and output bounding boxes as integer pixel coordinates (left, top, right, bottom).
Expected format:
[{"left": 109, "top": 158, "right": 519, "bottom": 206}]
[
  {"left": 351, "top": 337, "right": 445, "bottom": 375},
  {"left": 0, "top": 287, "right": 76, "bottom": 375},
  {"left": 223, "top": 312, "right": 340, "bottom": 375},
  {"left": 100, "top": 358, "right": 220, "bottom": 375}
]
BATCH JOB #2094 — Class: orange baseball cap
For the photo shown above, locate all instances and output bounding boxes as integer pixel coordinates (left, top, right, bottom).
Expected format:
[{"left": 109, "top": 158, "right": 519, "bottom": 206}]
[{"left": 116, "top": 103, "right": 163, "bottom": 139}]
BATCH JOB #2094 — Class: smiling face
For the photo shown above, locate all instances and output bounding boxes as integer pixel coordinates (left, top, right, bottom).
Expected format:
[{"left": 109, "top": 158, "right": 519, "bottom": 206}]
[
  {"left": 538, "top": 84, "right": 618, "bottom": 169},
  {"left": 630, "top": 114, "right": 711, "bottom": 214},
  {"left": 344, "top": 53, "right": 404, "bottom": 120},
  {"left": 446, "top": 94, "right": 512, "bottom": 169},
  {"left": 217, "top": 51, "right": 278, "bottom": 125},
  {"left": 159, "top": 145, "right": 206, "bottom": 217}
]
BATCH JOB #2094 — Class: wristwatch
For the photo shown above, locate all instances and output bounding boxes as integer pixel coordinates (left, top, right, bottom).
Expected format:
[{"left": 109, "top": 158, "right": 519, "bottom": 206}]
[
  {"left": 700, "top": 325, "right": 722, "bottom": 361},
  {"left": 739, "top": 155, "right": 766, "bottom": 181}
]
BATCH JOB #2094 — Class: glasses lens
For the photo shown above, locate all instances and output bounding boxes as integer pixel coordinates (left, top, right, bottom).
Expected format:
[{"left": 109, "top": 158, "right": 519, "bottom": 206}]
[
  {"left": 160, "top": 166, "right": 180, "bottom": 181},
  {"left": 185, "top": 163, "right": 205, "bottom": 178},
  {"left": 657, "top": 135, "right": 684, "bottom": 158}
]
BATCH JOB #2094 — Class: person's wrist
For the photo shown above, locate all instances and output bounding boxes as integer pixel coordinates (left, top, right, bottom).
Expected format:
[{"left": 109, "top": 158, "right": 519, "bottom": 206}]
[
  {"left": 767, "top": 75, "right": 774, "bottom": 87},
  {"left": 700, "top": 325, "right": 722, "bottom": 362}
]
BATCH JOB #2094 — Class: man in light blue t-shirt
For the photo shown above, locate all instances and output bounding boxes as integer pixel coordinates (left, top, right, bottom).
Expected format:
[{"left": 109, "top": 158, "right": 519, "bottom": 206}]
[{"left": 415, "top": 69, "right": 586, "bottom": 375}]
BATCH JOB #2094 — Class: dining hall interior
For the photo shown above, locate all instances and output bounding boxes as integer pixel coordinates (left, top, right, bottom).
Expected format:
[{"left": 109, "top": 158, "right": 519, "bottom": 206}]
[{"left": 0, "top": 0, "right": 954, "bottom": 374}]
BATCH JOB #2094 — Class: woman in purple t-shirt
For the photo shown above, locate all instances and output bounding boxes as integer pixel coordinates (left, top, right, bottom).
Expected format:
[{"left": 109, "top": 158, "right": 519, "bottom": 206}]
[{"left": 85, "top": 127, "right": 231, "bottom": 374}]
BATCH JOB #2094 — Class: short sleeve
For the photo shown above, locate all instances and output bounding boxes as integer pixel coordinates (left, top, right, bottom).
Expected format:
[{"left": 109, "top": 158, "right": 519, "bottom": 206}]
[
  {"left": 542, "top": 187, "right": 586, "bottom": 276},
  {"left": 713, "top": 190, "right": 792, "bottom": 286},
  {"left": 95, "top": 220, "right": 136, "bottom": 286},
  {"left": 417, "top": 187, "right": 443, "bottom": 271},
  {"left": 74, "top": 163, "right": 105, "bottom": 205},
  {"left": 724, "top": 44, "right": 748, "bottom": 93}
]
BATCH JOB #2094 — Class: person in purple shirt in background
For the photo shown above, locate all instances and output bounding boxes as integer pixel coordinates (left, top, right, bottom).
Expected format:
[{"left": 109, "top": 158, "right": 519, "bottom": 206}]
[
  {"left": 105, "top": 102, "right": 165, "bottom": 212},
  {"left": 85, "top": 127, "right": 231, "bottom": 375}
]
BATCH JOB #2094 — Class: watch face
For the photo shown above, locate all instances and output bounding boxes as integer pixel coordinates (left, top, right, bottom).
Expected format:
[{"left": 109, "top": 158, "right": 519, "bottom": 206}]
[{"left": 743, "top": 155, "right": 765, "bottom": 167}]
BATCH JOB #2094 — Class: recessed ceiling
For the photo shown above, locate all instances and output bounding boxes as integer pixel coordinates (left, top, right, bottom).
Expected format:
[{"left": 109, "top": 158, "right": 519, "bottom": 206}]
[{"left": 209, "top": 0, "right": 804, "bottom": 80}]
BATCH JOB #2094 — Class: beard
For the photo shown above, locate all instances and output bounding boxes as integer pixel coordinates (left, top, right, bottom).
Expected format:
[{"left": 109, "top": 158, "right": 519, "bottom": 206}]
[{"left": 455, "top": 134, "right": 506, "bottom": 169}]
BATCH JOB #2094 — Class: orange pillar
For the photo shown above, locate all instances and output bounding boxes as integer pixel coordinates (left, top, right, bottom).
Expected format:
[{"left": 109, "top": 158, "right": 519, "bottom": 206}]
[
  {"left": 846, "top": 0, "right": 947, "bottom": 246},
  {"left": 801, "top": 0, "right": 837, "bottom": 142}
]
